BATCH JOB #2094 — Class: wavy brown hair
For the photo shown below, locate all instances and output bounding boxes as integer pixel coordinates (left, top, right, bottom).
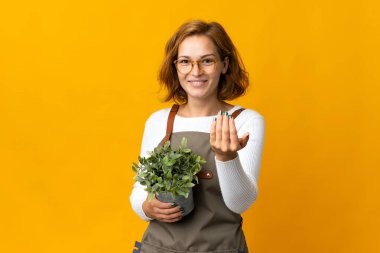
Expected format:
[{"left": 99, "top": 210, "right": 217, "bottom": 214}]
[{"left": 159, "top": 20, "right": 249, "bottom": 103}]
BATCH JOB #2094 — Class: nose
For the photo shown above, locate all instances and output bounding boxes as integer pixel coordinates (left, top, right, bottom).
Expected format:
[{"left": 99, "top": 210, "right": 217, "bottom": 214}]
[{"left": 190, "top": 62, "right": 202, "bottom": 76}]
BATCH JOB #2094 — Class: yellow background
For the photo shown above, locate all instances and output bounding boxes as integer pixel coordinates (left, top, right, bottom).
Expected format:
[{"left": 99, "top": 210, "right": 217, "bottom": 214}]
[{"left": 1, "top": 0, "right": 379, "bottom": 252}]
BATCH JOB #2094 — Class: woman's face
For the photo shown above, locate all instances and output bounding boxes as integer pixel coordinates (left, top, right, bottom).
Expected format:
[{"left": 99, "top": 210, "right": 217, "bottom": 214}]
[{"left": 176, "top": 35, "right": 228, "bottom": 102}]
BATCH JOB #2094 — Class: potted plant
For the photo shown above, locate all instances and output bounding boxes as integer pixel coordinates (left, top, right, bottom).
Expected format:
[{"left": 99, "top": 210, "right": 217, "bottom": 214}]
[{"left": 132, "top": 137, "right": 206, "bottom": 216}]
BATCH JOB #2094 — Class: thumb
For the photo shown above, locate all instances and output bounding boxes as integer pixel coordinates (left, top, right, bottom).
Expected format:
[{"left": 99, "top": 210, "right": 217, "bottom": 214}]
[{"left": 239, "top": 132, "right": 250, "bottom": 148}]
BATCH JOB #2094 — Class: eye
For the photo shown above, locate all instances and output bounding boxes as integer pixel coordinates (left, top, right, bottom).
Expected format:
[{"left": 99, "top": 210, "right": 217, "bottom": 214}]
[
  {"left": 202, "top": 58, "right": 215, "bottom": 65},
  {"left": 178, "top": 59, "right": 190, "bottom": 64}
]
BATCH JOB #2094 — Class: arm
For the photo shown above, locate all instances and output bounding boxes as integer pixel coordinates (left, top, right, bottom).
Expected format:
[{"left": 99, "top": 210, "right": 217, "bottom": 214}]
[
  {"left": 129, "top": 110, "right": 182, "bottom": 222},
  {"left": 130, "top": 181, "right": 153, "bottom": 221},
  {"left": 130, "top": 181, "right": 182, "bottom": 222},
  {"left": 211, "top": 113, "right": 265, "bottom": 213},
  {"left": 129, "top": 117, "right": 155, "bottom": 221}
]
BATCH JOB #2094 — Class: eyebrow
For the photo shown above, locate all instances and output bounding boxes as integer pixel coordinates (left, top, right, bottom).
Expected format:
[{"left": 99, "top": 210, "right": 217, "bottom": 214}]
[{"left": 177, "top": 54, "right": 216, "bottom": 59}]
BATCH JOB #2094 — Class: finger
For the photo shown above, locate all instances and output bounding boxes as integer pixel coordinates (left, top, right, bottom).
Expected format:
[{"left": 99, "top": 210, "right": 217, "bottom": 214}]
[
  {"left": 229, "top": 116, "right": 239, "bottom": 147},
  {"left": 222, "top": 112, "right": 230, "bottom": 144},
  {"left": 154, "top": 206, "right": 182, "bottom": 215},
  {"left": 210, "top": 116, "right": 217, "bottom": 144},
  {"left": 161, "top": 216, "right": 182, "bottom": 223},
  {"left": 155, "top": 208, "right": 182, "bottom": 218},
  {"left": 157, "top": 210, "right": 182, "bottom": 221},
  {"left": 215, "top": 112, "right": 223, "bottom": 144},
  {"left": 239, "top": 132, "right": 250, "bottom": 149},
  {"left": 151, "top": 196, "right": 178, "bottom": 209},
  {"left": 150, "top": 197, "right": 183, "bottom": 214}
]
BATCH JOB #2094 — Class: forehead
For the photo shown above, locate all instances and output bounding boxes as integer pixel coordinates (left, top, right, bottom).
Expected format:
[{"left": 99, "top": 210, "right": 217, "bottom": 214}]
[{"left": 177, "top": 35, "right": 218, "bottom": 58}]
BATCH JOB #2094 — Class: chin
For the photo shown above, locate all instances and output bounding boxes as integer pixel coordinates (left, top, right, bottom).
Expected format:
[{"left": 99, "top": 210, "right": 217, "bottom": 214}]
[{"left": 187, "top": 92, "right": 214, "bottom": 100}]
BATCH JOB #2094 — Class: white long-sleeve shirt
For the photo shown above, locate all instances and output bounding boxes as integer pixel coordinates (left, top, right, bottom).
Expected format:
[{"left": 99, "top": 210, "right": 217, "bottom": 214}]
[{"left": 130, "top": 105, "right": 265, "bottom": 221}]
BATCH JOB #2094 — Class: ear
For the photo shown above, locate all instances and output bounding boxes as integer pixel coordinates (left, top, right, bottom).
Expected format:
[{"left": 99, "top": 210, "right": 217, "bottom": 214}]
[{"left": 222, "top": 56, "right": 229, "bottom": 74}]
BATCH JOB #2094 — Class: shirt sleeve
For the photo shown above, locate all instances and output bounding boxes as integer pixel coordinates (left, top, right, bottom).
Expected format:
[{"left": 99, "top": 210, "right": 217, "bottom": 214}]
[
  {"left": 215, "top": 115, "right": 265, "bottom": 213},
  {"left": 129, "top": 117, "right": 156, "bottom": 221}
]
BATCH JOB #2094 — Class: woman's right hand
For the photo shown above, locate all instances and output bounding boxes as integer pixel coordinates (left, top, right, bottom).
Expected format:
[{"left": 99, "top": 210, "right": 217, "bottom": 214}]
[{"left": 142, "top": 195, "right": 183, "bottom": 223}]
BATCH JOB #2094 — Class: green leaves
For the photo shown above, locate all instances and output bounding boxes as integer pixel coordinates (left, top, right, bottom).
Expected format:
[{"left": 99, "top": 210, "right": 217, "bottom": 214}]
[
  {"left": 180, "top": 137, "right": 187, "bottom": 148},
  {"left": 163, "top": 156, "right": 176, "bottom": 167},
  {"left": 132, "top": 137, "right": 206, "bottom": 201},
  {"left": 182, "top": 148, "right": 192, "bottom": 153}
]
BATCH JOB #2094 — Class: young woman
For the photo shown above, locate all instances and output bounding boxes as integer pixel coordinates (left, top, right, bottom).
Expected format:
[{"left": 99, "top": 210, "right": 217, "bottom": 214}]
[{"left": 130, "top": 20, "right": 265, "bottom": 253}]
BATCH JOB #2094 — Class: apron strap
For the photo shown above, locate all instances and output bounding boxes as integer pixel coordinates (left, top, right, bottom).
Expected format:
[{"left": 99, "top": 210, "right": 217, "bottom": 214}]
[
  {"left": 231, "top": 108, "right": 245, "bottom": 119},
  {"left": 159, "top": 104, "right": 245, "bottom": 147},
  {"left": 159, "top": 104, "right": 179, "bottom": 147}
]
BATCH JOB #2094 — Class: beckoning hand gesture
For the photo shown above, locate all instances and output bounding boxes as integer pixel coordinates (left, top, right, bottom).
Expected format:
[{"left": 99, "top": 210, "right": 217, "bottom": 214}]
[{"left": 210, "top": 112, "right": 250, "bottom": 162}]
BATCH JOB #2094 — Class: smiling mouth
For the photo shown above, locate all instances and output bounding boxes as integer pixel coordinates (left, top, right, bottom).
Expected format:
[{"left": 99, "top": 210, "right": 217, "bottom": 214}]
[{"left": 188, "top": 80, "right": 208, "bottom": 86}]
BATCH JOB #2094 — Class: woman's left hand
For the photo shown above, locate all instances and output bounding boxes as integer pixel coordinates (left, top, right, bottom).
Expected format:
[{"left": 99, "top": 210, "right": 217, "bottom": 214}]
[{"left": 210, "top": 112, "right": 250, "bottom": 162}]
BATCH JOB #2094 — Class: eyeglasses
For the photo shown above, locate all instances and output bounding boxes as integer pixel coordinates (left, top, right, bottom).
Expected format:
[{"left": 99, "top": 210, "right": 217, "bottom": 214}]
[{"left": 174, "top": 57, "right": 219, "bottom": 74}]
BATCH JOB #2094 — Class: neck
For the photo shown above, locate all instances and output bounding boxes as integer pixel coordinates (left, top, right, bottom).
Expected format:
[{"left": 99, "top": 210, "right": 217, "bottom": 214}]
[{"left": 178, "top": 97, "right": 233, "bottom": 117}]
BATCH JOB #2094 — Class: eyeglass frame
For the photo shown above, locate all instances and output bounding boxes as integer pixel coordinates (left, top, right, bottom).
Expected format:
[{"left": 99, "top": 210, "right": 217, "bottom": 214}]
[{"left": 173, "top": 56, "right": 226, "bottom": 74}]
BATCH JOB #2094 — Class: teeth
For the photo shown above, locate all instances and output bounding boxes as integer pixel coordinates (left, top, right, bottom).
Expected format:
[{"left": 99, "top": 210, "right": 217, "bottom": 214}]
[
  {"left": 189, "top": 80, "right": 206, "bottom": 82},
  {"left": 189, "top": 81, "right": 206, "bottom": 87}
]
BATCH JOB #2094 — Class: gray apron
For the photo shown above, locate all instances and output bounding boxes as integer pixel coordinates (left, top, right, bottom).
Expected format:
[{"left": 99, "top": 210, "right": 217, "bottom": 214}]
[{"left": 139, "top": 105, "right": 249, "bottom": 253}]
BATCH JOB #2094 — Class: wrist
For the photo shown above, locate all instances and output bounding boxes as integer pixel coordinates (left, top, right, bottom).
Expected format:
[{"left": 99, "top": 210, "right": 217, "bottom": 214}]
[
  {"left": 215, "top": 152, "right": 238, "bottom": 162},
  {"left": 142, "top": 200, "right": 153, "bottom": 219}
]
